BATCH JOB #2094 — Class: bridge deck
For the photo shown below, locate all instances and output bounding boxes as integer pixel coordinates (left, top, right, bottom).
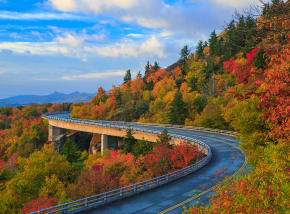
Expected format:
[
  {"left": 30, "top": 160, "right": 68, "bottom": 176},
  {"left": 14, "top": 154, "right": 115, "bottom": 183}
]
[{"left": 45, "top": 113, "right": 247, "bottom": 214}]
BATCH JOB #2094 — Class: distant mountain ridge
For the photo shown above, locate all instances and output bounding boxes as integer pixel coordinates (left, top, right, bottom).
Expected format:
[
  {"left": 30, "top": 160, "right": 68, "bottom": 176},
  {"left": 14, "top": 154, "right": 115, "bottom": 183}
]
[{"left": 0, "top": 91, "right": 96, "bottom": 107}]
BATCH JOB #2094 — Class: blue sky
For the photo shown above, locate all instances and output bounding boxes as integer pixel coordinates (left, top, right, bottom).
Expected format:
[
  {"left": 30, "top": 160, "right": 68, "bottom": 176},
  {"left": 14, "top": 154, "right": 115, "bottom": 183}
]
[{"left": 0, "top": 0, "right": 262, "bottom": 98}]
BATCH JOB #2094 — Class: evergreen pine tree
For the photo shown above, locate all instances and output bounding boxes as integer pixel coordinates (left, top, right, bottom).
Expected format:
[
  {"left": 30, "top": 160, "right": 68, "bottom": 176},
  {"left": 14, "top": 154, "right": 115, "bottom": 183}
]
[
  {"left": 179, "top": 45, "right": 191, "bottom": 78},
  {"left": 144, "top": 61, "right": 154, "bottom": 91},
  {"left": 123, "top": 69, "right": 132, "bottom": 84},
  {"left": 254, "top": 49, "right": 267, "bottom": 70},
  {"left": 271, "top": 0, "right": 281, "bottom": 5},
  {"left": 167, "top": 90, "right": 187, "bottom": 125},
  {"left": 209, "top": 30, "right": 218, "bottom": 55},
  {"left": 131, "top": 138, "right": 154, "bottom": 158},
  {"left": 214, "top": 37, "right": 224, "bottom": 56},
  {"left": 137, "top": 71, "right": 142, "bottom": 78},
  {"left": 156, "top": 129, "right": 172, "bottom": 147},
  {"left": 122, "top": 126, "right": 137, "bottom": 154},
  {"left": 196, "top": 40, "right": 205, "bottom": 59},
  {"left": 242, "top": 15, "right": 257, "bottom": 56},
  {"left": 144, "top": 61, "right": 150, "bottom": 76},
  {"left": 223, "top": 20, "right": 238, "bottom": 61},
  {"left": 145, "top": 81, "right": 154, "bottom": 91},
  {"left": 114, "top": 88, "right": 123, "bottom": 109},
  {"left": 152, "top": 62, "right": 160, "bottom": 72},
  {"left": 262, "top": 2, "right": 270, "bottom": 15},
  {"left": 179, "top": 45, "right": 191, "bottom": 63},
  {"left": 61, "top": 138, "right": 82, "bottom": 164},
  {"left": 203, "top": 41, "right": 208, "bottom": 49},
  {"left": 236, "top": 15, "right": 246, "bottom": 49}
]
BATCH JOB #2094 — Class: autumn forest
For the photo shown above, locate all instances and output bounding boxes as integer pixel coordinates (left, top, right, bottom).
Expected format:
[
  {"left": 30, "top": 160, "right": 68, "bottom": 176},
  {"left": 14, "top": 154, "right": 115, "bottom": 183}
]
[{"left": 0, "top": 0, "right": 290, "bottom": 213}]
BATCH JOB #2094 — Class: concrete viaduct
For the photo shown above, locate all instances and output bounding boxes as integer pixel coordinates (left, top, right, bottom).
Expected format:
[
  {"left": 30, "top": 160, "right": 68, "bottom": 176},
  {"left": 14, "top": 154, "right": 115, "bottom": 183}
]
[
  {"left": 47, "top": 113, "right": 208, "bottom": 154},
  {"left": 41, "top": 112, "right": 246, "bottom": 214}
]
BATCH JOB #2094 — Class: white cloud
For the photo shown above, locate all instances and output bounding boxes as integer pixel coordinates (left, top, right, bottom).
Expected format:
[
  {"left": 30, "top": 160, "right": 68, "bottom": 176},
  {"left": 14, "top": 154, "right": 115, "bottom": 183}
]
[
  {"left": 1, "top": 29, "right": 179, "bottom": 59},
  {"left": 56, "top": 33, "right": 84, "bottom": 47},
  {"left": 159, "top": 30, "right": 174, "bottom": 38},
  {"left": 139, "top": 36, "right": 166, "bottom": 58},
  {"left": 52, "top": 26, "right": 175, "bottom": 58},
  {"left": 10, "top": 33, "right": 22, "bottom": 39},
  {"left": 134, "top": 17, "right": 169, "bottom": 29},
  {"left": 33, "top": 78, "right": 56, "bottom": 81},
  {"left": 57, "top": 47, "right": 81, "bottom": 56},
  {"left": 56, "top": 32, "right": 105, "bottom": 47},
  {"left": 46, "top": 0, "right": 171, "bottom": 29},
  {"left": 99, "top": 20, "right": 116, "bottom": 26},
  {"left": 83, "top": 35, "right": 167, "bottom": 58},
  {"left": 45, "top": 0, "right": 206, "bottom": 38},
  {"left": 186, "top": 0, "right": 262, "bottom": 9},
  {"left": 48, "top": 26, "right": 63, "bottom": 33},
  {"left": 47, "top": 0, "right": 137, "bottom": 14},
  {"left": 46, "top": 0, "right": 264, "bottom": 41},
  {"left": 0, "top": 42, "right": 58, "bottom": 55},
  {"left": 62, "top": 71, "right": 126, "bottom": 80},
  {"left": 46, "top": 0, "right": 78, "bottom": 12},
  {"left": 82, "top": 58, "right": 87, "bottom": 62},
  {"left": 54, "top": 31, "right": 170, "bottom": 58},
  {"left": 0, "top": 11, "right": 87, "bottom": 20},
  {"left": 127, "top": 33, "right": 144, "bottom": 38},
  {"left": 31, "top": 31, "right": 45, "bottom": 41}
]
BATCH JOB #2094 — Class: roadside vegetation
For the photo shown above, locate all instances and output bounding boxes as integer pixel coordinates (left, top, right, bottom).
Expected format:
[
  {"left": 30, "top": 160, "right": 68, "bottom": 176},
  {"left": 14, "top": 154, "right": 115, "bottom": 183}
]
[
  {"left": 70, "top": 1, "right": 290, "bottom": 213},
  {"left": 0, "top": 0, "right": 289, "bottom": 213}
]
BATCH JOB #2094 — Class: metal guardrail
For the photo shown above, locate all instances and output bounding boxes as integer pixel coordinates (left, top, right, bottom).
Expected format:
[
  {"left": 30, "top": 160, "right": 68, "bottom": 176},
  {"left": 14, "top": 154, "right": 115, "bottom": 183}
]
[
  {"left": 33, "top": 111, "right": 236, "bottom": 214},
  {"left": 43, "top": 111, "right": 238, "bottom": 137}
]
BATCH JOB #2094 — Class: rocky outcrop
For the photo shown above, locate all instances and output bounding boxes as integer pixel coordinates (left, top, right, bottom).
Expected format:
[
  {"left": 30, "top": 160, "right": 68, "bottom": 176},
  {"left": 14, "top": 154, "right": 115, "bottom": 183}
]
[
  {"left": 166, "top": 61, "right": 182, "bottom": 73},
  {"left": 53, "top": 134, "right": 67, "bottom": 153},
  {"left": 89, "top": 133, "right": 102, "bottom": 154},
  {"left": 53, "top": 131, "right": 92, "bottom": 153},
  {"left": 54, "top": 132, "right": 125, "bottom": 155},
  {"left": 118, "top": 137, "right": 125, "bottom": 150},
  {"left": 67, "top": 132, "right": 82, "bottom": 150}
]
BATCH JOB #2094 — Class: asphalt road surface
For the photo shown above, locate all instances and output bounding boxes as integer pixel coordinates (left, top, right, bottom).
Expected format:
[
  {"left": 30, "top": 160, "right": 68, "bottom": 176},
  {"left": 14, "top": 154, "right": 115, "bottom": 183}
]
[{"left": 52, "top": 113, "right": 247, "bottom": 214}]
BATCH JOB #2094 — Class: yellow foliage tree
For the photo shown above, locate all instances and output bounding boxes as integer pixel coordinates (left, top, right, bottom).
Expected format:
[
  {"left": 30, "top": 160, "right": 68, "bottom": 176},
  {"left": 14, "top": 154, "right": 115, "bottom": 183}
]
[
  {"left": 152, "top": 78, "right": 177, "bottom": 100},
  {"left": 185, "top": 55, "right": 206, "bottom": 92}
]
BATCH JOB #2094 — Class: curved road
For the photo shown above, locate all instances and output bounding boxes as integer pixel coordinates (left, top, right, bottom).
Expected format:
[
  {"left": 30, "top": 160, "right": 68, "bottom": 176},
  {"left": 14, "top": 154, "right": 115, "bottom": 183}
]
[{"left": 52, "top": 113, "right": 247, "bottom": 214}]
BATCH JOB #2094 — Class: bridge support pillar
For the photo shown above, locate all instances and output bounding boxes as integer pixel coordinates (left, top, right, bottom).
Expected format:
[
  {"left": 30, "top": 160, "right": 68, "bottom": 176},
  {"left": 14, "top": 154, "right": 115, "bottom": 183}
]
[
  {"left": 101, "top": 134, "right": 118, "bottom": 154},
  {"left": 48, "top": 125, "right": 63, "bottom": 142}
]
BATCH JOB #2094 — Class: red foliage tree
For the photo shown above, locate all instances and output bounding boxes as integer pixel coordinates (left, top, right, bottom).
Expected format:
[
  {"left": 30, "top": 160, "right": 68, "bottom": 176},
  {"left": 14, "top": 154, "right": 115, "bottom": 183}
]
[
  {"left": 224, "top": 48, "right": 259, "bottom": 84},
  {"left": 144, "top": 142, "right": 173, "bottom": 177},
  {"left": 0, "top": 147, "right": 6, "bottom": 158},
  {"left": 6, "top": 153, "right": 18, "bottom": 171},
  {"left": 0, "top": 159, "right": 5, "bottom": 171},
  {"left": 69, "top": 163, "right": 120, "bottom": 200},
  {"left": 147, "top": 68, "right": 172, "bottom": 85},
  {"left": 170, "top": 142, "right": 201, "bottom": 170},
  {"left": 21, "top": 197, "right": 57, "bottom": 214},
  {"left": 253, "top": 46, "right": 290, "bottom": 141},
  {"left": 90, "top": 87, "right": 108, "bottom": 106}
]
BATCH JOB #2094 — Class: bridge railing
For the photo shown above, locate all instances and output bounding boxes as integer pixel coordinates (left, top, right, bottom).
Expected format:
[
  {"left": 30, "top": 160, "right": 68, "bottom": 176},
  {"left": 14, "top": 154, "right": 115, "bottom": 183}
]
[
  {"left": 33, "top": 112, "right": 213, "bottom": 214},
  {"left": 42, "top": 111, "right": 238, "bottom": 137}
]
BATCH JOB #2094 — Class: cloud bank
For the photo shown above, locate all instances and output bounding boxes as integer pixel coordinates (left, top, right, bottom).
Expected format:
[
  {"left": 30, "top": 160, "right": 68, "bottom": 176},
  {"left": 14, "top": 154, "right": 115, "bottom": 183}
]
[
  {"left": 2, "top": 49, "right": 13, "bottom": 54},
  {"left": 45, "top": 0, "right": 223, "bottom": 38},
  {"left": 0, "top": 42, "right": 58, "bottom": 55},
  {"left": 62, "top": 71, "right": 126, "bottom": 80},
  {"left": 186, "top": 0, "right": 261, "bottom": 9},
  {"left": 0, "top": 10, "right": 87, "bottom": 20},
  {"left": 55, "top": 31, "right": 169, "bottom": 58}
]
